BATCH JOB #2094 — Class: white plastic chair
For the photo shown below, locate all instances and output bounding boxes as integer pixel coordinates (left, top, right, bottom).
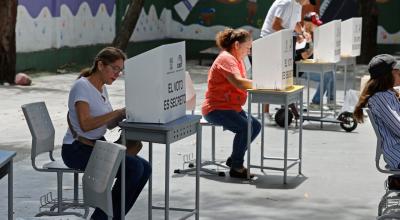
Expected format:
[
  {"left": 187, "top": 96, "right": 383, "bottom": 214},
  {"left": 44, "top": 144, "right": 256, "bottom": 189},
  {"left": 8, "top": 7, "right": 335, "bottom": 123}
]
[
  {"left": 366, "top": 108, "right": 400, "bottom": 219},
  {"left": 21, "top": 102, "right": 88, "bottom": 217},
  {"left": 82, "top": 140, "right": 126, "bottom": 220}
]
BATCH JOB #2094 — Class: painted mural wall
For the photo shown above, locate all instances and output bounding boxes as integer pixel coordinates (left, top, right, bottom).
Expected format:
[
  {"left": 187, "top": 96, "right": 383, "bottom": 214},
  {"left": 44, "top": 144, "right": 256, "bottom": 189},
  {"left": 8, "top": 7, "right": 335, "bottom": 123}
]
[
  {"left": 16, "top": 0, "right": 272, "bottom": 52},
  {"left": 17, "top": 0, "right": 399, "bottom": 53},
  {"left": 164, "top": 0, "right": 267, "bottom": 41},
  {"left": 376, "top": 0, "right": 400, "bottom": 44},
  {"left": 17, "top": 0, "right": 116, "bottom": 52}
]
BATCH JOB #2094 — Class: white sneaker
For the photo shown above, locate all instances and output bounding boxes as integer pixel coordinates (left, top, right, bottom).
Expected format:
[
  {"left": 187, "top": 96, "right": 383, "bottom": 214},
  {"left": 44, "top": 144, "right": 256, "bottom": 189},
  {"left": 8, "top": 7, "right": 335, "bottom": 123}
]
[
  {"left": 327, "top": 100, "right": 341, "bottom": 110},
  {"left": 308, "top": 103, "right": 329, "bottom": 111}
]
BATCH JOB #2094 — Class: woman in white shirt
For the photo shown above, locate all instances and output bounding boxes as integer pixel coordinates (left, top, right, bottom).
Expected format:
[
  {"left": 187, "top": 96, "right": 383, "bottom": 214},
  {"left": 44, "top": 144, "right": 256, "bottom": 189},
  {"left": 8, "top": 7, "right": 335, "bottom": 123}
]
[{"left": 61, "top": 47, "right": 151, "bottom": 220}]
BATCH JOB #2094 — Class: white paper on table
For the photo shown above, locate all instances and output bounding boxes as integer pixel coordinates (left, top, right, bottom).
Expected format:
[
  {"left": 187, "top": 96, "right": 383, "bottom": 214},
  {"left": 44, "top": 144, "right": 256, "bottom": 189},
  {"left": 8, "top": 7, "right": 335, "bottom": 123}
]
[{"left": 295, "top": 39, "right": 307, "bottom": 50}]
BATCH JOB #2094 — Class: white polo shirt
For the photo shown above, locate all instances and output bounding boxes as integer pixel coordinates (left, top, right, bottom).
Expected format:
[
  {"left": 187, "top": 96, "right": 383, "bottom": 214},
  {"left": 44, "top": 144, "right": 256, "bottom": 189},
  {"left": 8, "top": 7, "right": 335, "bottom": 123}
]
[
  {"left": 260, "top": 0, "right": 302, "bottom": 37},
  {"left": 63, "top": 77, "right": 113, "bottom": 144}
]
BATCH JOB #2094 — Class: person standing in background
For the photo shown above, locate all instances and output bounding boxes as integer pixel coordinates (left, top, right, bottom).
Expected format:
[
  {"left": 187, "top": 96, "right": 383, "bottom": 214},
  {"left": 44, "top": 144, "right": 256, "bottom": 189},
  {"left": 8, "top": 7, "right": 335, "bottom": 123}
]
[{"left": 260, "top": 0, "right": 316, "bottom": 121}]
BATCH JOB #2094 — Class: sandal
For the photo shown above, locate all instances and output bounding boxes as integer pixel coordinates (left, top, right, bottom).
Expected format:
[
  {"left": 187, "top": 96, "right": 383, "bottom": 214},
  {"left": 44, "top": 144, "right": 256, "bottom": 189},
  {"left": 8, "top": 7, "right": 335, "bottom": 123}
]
[
  {"left": 226, "top": 157, "right": 232, "bottom": 168},
  {"left": 229, "top": 167, "right": 255, "bottom": 179}
]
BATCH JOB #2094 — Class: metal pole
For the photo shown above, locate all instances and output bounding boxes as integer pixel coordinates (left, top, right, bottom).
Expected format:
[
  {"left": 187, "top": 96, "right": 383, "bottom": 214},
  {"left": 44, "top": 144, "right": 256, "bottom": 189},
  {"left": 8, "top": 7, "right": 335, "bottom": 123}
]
[
  {"left": 333, "top": 64, "right": 337, "bottom": 117},
  {"left": 195, "top": 123, "right": 202, "bottom": 220},
  {"left": 121, "top": 154, "right": 125, "bottom": 220},
  {"left": 211, "top": 126, "right": 215, "bottom": 162},
  {"left": 320, "top": 69, "right": 324, "bottom": 128},
  {"left": 165, "top": 143, "right": 170, "bottom": 220},
  {"left": 344, "top": 60, "right": 348, "bottom": 96},
  {"left": 57, "top": 172, "right": 62, "bottom": 213},
  {"left": 299, "top": 91, "right": 303, "bottom": 174},
  {"left": 148, "top": 142, "right": 153, "bottom": 220},
  {"left": 261, "top": 103, "right": 265, "bottom": 172},
  {"left": 8, "top": 160, "right": 13, "bottom": 220},
  {"left": 74, "top": 173, "right": 78, "bottom": 203},
  {"left": 247, "top": 92, "right": 252, "bottom": 180},
  {"left": 284, "top": 97, "right": 288, "bottom": 184}
]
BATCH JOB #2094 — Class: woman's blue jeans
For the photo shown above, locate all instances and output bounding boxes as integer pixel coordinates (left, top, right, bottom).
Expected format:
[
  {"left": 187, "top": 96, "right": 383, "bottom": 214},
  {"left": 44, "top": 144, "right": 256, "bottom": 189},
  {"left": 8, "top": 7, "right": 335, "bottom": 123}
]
[
  {"left": 302, "top": 71, "right": 334, "bottom": 104},
  {"left": 62, "top": 140, "right": 151, "bottom": 220},
  {"left": 204, "top": 110, "right": 261, "bottom": 169}
]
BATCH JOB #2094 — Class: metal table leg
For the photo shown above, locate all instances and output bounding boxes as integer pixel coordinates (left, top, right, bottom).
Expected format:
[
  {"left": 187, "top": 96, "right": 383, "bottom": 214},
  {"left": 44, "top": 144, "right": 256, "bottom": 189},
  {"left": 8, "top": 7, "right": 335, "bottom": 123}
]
[
  {"left": 344, "top": 63, "right": 348, "bottom": 96},
  {"left": 165, "top": 143, "right": 170, "bottom": 220},
  {"left": 195, "top": 124, "right": 202, "bottom": 220},
  {"left": 284, "top": 97, "right": 288, "bottom": 184},
  {"left": 299, "top": 92, "right": 303, "bottom": 174},
  {"left": 247, "top": 94, "right": 252, "bottom": 180},
  {"left": 8, "top": 160, "right": 13, "bottom": 220},
  {"left": 148, "top": 143, "right": 153, "bottom": 220},
  {"left": 261, "top": 107, "right": 265, "bottom": 172},
  {"left": 121, "top": 155, "right": 125, "bottom": 220}
]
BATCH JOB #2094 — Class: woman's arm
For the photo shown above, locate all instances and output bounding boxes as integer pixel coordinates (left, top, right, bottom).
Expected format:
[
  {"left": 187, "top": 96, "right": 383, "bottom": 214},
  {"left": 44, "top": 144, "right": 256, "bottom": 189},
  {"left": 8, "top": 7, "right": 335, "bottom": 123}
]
[
  {"left": 271, "top": 17, "right": 284, "bottom": 32},
  {"left": 225, "top": 72, "right": 253, "bottom": 90},
  {"left": 107, "top": 107, "right": 125, "bottom": 129},
  {"left": 75, "top": 101, "right": 125, "bottom": 132}
]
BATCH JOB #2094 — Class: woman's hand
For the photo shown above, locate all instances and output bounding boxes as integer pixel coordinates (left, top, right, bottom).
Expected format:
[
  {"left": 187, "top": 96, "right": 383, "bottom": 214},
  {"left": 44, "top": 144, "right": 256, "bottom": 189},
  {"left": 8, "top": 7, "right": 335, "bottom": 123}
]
[{"left": 118, "top": 107, "right": 126, "bottom": 119}]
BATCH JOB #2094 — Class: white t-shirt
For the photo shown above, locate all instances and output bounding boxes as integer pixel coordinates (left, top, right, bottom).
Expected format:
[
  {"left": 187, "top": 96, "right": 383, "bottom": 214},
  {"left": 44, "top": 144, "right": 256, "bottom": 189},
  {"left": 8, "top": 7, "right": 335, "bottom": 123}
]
[
  {"left": 63, "top": 77, "right": 113, "bottom": 144},
  {"left": 260, "top": 0, "right": 302, "bottom": 37}
]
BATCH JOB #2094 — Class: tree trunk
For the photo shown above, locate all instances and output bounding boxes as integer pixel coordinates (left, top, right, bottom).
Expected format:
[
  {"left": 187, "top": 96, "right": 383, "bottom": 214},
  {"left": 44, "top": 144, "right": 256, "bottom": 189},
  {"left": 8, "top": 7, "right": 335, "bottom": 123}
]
[
  {"left": 358, "top": 0, "right": 378, "bottom": 64},
  {"left": 112, "top": 0, "right": 145, "bottom": 51},
  {"left": 0, "top": 0, "right": 17, "bottom": 84}
]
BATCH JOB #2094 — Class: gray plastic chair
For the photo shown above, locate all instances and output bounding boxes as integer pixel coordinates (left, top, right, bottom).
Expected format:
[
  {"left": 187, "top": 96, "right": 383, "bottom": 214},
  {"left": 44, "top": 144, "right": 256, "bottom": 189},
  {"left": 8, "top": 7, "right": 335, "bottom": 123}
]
[
  {"left": 174, "top": 72, "right": 229, "bottom": 176},
  {"left": 21, "top": 102, "right": 88, "bottom": 217},
  {"left": 83, "top": 140, "right": 126, "bottom": 220},
  {"left": 366, "top": 108, "right": 400, "bottom": 219}
]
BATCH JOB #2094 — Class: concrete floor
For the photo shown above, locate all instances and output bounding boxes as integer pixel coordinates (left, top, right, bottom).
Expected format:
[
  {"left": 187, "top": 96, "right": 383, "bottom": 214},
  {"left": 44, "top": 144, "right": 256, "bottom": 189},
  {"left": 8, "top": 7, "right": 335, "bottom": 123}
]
[{"left": 0, "top": 60, "right": 387, "bottom": 219}]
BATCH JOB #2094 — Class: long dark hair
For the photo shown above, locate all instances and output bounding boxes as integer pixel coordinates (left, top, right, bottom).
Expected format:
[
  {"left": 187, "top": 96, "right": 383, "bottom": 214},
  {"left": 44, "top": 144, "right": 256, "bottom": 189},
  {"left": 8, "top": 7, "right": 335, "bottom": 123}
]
[
  {"left": 215, "top": 28, "right": 251, "bottom": 52},
  {"left": 79, "top": 47, "right": 127, "bottom": 78},
  {"left": 353, "top": 72, "right": 397, "bottom": 123}
]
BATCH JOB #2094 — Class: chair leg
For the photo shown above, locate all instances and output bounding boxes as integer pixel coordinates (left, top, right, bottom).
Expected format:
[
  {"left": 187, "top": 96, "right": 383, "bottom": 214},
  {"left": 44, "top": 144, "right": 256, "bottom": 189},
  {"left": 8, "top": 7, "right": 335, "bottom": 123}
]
[
  {"left": 211, "top": 126, "right": 216, "bottom": 162},
  {"left": 73, "top": 172, "right": 79, "bottom": 204},
  {"left": 57, "top": 172, "right": 63, "bottom": 214}
]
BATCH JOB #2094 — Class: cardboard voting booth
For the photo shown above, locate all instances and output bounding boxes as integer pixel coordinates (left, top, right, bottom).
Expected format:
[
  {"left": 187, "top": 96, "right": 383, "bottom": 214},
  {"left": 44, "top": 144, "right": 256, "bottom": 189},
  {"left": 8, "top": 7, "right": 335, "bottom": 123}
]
[
  {"left": 314, "top": 20, "right": 341, "bottom": 63},
  {"left": 252, "top": 29, "right": 293, "bottom": 90},
  {"left": 340, "top": 17, "right": 362, "bottom": 57},
  {"left": 124, "top": 42, "right": 186, "bottom": 123}
]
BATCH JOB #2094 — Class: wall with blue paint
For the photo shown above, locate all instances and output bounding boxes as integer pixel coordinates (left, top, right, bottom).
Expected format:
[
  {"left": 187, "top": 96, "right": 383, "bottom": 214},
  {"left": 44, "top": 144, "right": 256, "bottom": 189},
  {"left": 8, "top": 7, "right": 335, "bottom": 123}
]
[{"left": 16, "top": 0, "right": 271, "bottom": 52}]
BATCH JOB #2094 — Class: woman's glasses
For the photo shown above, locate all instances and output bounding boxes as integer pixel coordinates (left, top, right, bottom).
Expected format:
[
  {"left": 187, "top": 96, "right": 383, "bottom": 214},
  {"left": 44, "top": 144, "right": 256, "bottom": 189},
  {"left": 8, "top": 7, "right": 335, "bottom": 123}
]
[{"left": 108, "top": 64, "right": 125, "bottom": 75}]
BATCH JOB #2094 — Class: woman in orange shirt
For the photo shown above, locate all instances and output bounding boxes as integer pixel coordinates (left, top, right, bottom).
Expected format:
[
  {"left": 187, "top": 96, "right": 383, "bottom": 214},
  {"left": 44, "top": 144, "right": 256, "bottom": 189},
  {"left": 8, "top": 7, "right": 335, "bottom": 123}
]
[{"left": 202, "top": 28, "right": 261, "bottom": 179}]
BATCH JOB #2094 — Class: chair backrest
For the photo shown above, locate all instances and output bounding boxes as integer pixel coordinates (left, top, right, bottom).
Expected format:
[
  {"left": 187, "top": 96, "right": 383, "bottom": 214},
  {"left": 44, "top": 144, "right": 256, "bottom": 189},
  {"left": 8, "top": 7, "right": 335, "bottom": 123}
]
[
  {"left": 83, "top": 140, "right": 126, "bottom": 218},
  {"left": 21, "top": 102, "right": 55, "bottom": 163},
  {"left": 365, "top": 108, "right": 388, "bottom": 173}
]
